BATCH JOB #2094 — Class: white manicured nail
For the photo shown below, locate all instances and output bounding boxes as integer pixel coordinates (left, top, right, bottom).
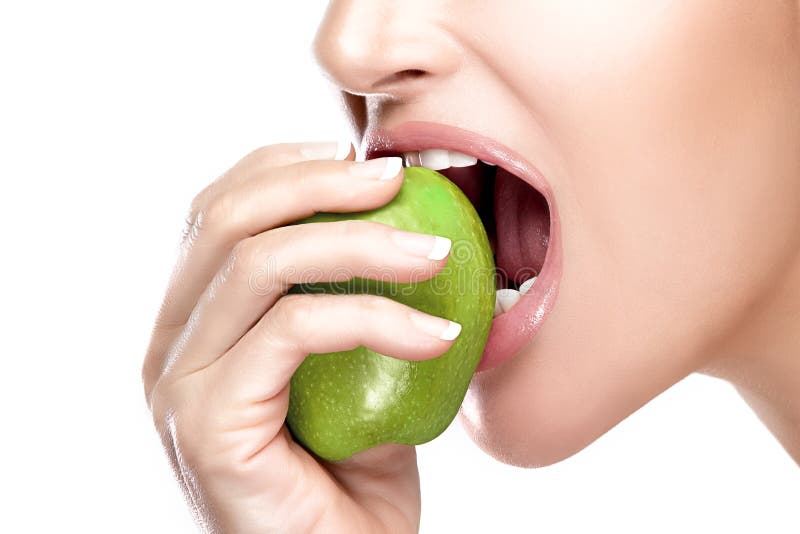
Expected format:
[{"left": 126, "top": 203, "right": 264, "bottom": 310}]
[
  {"left": 300, "top": 141, "right": 349, "bottom": 160},
  {"left": 334, "top": 140, "right": 352, "bottom": 160},
  {"left": 427, "top": 236, "right": 452, "bottom": 260},
  {"left": 439, "top": 321, "right": 462, "bottom": 341},
  {"left": 380, "top": 156, "right": 403, "bottom": 180},
  {"left": 350, "top": 157, "right": 403, "bottom": 180},
  {"left": 409, "top": 312, "right": 462, "bottom": 341},
  {"left": 391, "top": 231, "right": 451, "bottom": 260}
]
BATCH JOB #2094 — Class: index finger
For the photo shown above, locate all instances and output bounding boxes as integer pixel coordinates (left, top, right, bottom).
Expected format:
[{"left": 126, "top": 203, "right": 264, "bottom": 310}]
[
  {"left": 143, "top": 141, "right": 355, "bottom": 393},
  {"left": 193, "top": 140, "right": 354, "bottom": 206}
]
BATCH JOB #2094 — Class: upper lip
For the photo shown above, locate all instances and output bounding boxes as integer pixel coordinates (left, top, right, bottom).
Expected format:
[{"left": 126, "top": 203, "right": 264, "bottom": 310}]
[
  {"left": 364, "top": 120, "right": 562, "bottom": 372},
  {"left": 363, "top": 120, "right": 554, "bottom": 203}
]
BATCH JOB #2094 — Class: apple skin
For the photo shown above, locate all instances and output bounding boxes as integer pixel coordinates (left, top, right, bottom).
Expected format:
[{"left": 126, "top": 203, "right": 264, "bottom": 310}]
[{"left": 286, "top": 167, "right": 495, "bottom": 461}]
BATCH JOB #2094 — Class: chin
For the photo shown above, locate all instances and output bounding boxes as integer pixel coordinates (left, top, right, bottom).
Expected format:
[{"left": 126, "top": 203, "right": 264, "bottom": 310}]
[
  {"left": 459, "top": 331, "right": 627, "bottom": 468},
  {"left": 459, "top": 353, "right": 595, "bottom": 469}
]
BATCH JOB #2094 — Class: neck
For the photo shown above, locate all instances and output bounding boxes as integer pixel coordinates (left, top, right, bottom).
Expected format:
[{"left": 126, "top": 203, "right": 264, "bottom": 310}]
[{"left": 702, "top": 252, "right": 800, "bottom": 464}]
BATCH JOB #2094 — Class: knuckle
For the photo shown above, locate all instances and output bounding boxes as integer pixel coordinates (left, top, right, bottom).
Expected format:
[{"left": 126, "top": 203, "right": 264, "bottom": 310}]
[
  {"left": 335, "top": 219, "right": 371, "bottom": 240},
  {"left": 165, "top": 410, "right": 205, "bottom": 468},
  {"left": 141, "top": 361, "right": 154, "bottom": 405},
  {"left": 228, "top": 236, "right": 263, "bottom": 282},
  {"left": 229, "top": 232, "right": 294, "bottom": 298},
  {"left": 198, "top": 192, "right": 233, "bottom": 236},
  {"left": 185, "top": 181, "right": 216, "bottom": 224},
  {"left": 141, "top": 331, "right": 177, "bottom": 404},
  {"left": 271, "top": 293, "right": 316, "bottom": 328},
  {"left": 181, "top": 211, "right": 206, "bottom": 248},
  {"left": 187, "top": 186, "right": 210, "bottom": 220},
  {"left": 353, "top": 293, "right": 388, "bottom": 315},
  {"left": 247, "top": 143, "right": 281, "bottom": 161},
  {"left": 181, "top": 208, "right": 201, "bottom": 247},
  {"left": 247, "top": 143, "right": 295, "bottom": 168},
  {"left": 182, "top": 190, "right": 234, "bottom": 247},
  {"left": 149, "top": 383, "right": 210, "bottom": 469},
  {"left": 286, "top": 160, "right": 314, "bottom": 189},
  {"left": 147, "top": 380, "right": 175, "bottom": 431}
]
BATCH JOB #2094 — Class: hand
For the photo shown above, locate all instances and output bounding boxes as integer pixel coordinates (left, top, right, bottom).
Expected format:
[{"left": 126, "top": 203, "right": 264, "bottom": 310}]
[{"left": 142, "top": 142, "right": 457, "bottom": 533}]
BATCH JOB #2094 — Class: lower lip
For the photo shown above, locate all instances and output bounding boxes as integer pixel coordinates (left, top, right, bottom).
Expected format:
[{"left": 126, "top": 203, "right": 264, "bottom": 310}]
[
  {"left": 477, "top": 203, "right": 562, "bottom": 372},
  {"left": 366, "top": 122, "right": 563, "bottom": 372}
]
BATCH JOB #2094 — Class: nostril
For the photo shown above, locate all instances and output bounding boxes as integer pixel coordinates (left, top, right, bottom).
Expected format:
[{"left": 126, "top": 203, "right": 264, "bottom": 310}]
[
  {"left": 373, "top": 69, "right": 428, "bottom": 89},
  {"left": 396, "top": 69, "right": 427, "bottom": 79}
]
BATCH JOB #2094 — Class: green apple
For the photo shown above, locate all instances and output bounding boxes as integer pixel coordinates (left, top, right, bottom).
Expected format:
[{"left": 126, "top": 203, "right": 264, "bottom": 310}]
[{"left": 286, "top": 166, "right": 495, "bottom": 461}]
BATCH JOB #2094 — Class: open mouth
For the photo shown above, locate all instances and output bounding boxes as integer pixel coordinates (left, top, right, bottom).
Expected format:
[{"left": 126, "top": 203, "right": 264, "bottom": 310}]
[
  {"left": 365, "top": 121, "right": 562, "bottom": 372},
  {"left": 401, "top": 149, "right": 549, "bottom": 306}
]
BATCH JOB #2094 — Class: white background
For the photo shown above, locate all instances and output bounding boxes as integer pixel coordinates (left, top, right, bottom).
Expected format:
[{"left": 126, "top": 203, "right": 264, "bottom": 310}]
[{"left": 1, "top": 2, "right": 797, "bottom": 532}]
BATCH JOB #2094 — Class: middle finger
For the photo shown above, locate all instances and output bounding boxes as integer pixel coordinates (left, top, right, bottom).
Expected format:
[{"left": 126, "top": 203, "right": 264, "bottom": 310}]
[{"left": 163, "top": 220, "right": 452, "bottom": 377}]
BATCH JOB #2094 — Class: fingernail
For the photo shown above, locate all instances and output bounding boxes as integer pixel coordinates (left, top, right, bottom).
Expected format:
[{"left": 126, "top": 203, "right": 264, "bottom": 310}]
[
  {"left": 300, "top": 140, "right": 352, "bottom": 160},
  {"left": 409, "top": 312, "right": 462, "bottom": 341},
  {"left": 334, "top": 140, "right": 352, "bottom": 160},
  {"left": 391, "top": 231, "right": 451, "bottom": 260},
  {"left": 349, "top": 157, "right": 403, "bottom": 180}
]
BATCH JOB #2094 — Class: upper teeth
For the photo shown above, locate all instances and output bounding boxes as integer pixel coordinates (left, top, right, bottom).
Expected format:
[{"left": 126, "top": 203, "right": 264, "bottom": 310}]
[
  {"left": 401, "top": 148, "right": 534, "bottom": 318},
  {"left": 403, "top": 149, "right": 492, "bottom": 170}
]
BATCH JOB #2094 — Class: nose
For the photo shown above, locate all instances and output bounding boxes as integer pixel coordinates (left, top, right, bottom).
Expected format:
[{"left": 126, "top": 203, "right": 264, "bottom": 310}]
[{"left": 313, "top": 0, "right": 460, "bottom": 99}]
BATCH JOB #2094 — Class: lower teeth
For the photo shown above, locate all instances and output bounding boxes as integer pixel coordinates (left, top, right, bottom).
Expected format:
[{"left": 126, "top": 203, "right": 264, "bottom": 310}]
[
  {"left": 494, "top": 289, "right": 520, "bottom": 317},
  {"left": 493, "top": 276, "right": 537, "bottom": 317},
  {"left": 518, "top": 277, "right": 536, "bottom": 295}
]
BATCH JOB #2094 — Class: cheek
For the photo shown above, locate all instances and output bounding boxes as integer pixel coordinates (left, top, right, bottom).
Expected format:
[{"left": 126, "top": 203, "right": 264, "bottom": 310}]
[
  {"left": 509, "top": 0, "right": 800, "bottom": 346},
  {"left": 463, "top": 1, "right": 800, "bottom": 465}
]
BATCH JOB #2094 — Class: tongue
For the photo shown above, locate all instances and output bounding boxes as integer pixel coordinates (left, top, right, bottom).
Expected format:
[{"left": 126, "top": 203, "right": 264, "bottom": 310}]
[{"left": 494, "top": 168, "right": 550, "bottom": 284}]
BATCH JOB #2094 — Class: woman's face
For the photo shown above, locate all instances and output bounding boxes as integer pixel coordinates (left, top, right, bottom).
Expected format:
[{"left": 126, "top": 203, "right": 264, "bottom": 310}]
[{"left": 314, "top": 1, "right": 800, "bottom": 465}]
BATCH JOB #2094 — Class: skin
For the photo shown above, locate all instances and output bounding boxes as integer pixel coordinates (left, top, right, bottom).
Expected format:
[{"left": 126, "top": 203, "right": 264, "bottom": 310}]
[{"left": 144, "top": 1, "right": 800, "bottom": 531}]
